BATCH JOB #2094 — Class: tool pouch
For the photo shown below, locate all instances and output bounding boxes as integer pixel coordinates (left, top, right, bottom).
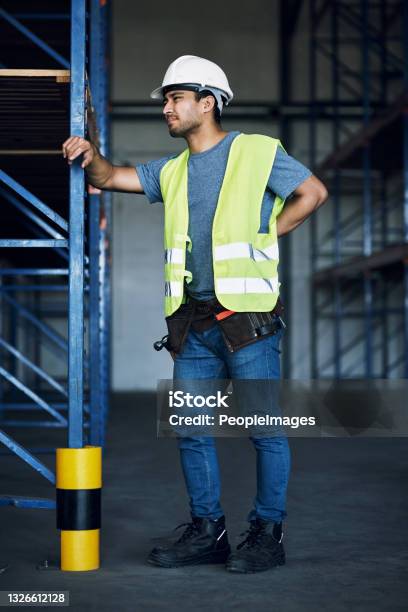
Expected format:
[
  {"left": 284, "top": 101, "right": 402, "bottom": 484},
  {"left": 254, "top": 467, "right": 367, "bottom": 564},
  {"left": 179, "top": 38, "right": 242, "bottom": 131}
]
[
  {"left": 216, "top": 311, "right": 284, "bottom": 353},
  {"left": 164, "top": 302, "right": 195, "bottom": 354},
  {"left": 154, "top": 296, "right": 285, "bottom": 355}
]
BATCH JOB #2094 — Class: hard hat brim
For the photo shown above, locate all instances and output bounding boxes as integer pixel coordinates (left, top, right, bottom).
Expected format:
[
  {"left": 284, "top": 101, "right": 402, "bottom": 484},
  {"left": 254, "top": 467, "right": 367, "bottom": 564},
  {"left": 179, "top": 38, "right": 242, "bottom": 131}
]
[
  {"left": 150, "top": 86, "right": 164, "bottom": 100},
  {"left": 150, "top": 83, "right": 233, "bottom": 103}
]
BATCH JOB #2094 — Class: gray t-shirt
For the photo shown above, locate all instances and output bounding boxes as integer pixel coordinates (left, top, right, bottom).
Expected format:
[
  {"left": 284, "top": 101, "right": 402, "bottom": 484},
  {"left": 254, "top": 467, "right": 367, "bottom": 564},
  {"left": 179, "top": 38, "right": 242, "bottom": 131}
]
[{"left": 136, "top": 131, "right": 312, "bottom": 300}]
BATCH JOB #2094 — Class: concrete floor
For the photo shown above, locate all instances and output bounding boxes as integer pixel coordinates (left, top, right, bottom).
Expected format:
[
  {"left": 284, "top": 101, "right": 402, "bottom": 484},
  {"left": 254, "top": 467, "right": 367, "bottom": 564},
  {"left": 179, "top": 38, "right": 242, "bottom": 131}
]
[{"left": 1, "top": 392, "right": 407, "bottom": 611}]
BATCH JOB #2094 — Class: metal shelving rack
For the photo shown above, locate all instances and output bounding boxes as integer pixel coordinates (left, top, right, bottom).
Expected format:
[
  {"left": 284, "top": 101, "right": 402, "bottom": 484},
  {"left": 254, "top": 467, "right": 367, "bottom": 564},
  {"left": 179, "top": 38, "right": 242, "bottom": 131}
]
[
  {"left": 0, "top": 0, "right": 111, "bottom": 510},
  {"left": 309, "top": 0, "right": 407, "bottom": 379}
]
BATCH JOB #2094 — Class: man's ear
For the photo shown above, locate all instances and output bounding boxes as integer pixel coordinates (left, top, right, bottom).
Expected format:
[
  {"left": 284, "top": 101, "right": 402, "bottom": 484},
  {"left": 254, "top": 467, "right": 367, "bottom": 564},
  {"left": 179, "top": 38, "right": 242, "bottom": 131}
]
[{"left": 202, "top": 95, "right": 216, "bottom": 114}]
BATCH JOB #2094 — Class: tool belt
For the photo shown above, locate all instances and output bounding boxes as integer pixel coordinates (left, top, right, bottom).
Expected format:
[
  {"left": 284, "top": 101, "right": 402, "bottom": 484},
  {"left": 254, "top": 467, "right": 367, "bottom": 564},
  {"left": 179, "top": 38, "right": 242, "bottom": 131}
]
[{"left": 154, "top": 295, "right": 286, "bottom": 355}]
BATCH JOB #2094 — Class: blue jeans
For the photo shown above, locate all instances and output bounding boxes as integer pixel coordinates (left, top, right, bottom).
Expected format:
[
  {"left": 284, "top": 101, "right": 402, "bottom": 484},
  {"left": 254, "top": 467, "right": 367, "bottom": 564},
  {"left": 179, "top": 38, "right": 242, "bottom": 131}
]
[{"left": 173, "top": 321, "right": 291, "bottom": 523}]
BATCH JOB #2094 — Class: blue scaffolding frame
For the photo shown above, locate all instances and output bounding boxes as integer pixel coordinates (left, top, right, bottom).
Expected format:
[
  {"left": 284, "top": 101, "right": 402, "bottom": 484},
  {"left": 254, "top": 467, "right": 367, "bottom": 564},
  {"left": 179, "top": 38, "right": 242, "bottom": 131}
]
[
  {"left": 0, "top": 0, "right": 111, "bottom": 509},
  {"left": 308, "top": 0, "right": 407, "bottom": 379},
  {"left": 88, "top": 0, "right": 112, "bottom": 447}
]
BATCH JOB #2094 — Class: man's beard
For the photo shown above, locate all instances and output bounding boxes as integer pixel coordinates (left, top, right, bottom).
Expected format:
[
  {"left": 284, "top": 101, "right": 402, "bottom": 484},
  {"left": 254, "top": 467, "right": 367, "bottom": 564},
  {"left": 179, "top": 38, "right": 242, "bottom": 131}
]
[{"left": 168, "top": 117, "right": 200, "bottom": 138}]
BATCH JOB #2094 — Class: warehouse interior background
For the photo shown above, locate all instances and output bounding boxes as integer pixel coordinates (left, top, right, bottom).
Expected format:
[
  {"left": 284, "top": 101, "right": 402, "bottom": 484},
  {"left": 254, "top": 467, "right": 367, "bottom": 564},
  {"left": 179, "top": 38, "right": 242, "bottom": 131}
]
[
  {"left": 0, "top": 1, "right": 407, "bottom": 610},
  {"left": 112, "top": 0, "right": 407, "bottom": 388}
]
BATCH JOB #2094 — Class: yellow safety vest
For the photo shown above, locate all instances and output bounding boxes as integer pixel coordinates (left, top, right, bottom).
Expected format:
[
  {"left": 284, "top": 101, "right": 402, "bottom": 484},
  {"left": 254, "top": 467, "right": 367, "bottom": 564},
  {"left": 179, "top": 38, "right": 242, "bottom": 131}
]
[{"left": 160, "top": 133, "right": 286, "bottom": 317}]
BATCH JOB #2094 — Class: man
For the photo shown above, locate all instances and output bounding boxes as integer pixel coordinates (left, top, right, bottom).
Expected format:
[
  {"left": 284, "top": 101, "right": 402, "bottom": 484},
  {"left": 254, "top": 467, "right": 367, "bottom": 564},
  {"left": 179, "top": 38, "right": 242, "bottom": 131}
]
[{"left": 63, "top": 55, "right": 328, "bottom": 574}]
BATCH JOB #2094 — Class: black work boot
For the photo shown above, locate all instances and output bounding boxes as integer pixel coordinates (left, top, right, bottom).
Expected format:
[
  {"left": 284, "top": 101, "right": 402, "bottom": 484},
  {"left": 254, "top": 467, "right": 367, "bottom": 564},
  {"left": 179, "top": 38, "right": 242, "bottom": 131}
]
[
  {"left": 226, "top": 518, "right": 285, "bottom": 573},
  {"left": 147, "top": 515, "right": 231, "bottom": 568}
]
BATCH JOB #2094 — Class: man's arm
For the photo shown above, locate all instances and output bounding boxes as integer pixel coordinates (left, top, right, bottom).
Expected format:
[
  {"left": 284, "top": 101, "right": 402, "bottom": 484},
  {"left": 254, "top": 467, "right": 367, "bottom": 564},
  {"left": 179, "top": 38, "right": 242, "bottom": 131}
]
[
  {"left": 62, "top": 136, "right": 144, "bottom": 193},
  {"left": 276, "top": 175, "right": 328, "bottom": 237}
]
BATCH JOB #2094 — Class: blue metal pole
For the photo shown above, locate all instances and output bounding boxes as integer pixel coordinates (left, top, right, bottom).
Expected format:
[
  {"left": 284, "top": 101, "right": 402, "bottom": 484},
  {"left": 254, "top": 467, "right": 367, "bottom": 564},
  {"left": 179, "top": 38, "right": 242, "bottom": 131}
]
[
  {"left": 68, "top": 0, "right": 86, "bottom": 448},
  {"left": 88, "top": 192, "right": 101, "bottom": 444},
  {"left": 102, "top": 0, "right": 113, "bottom": 440},
  {"left": 0, "top": 497, "right": 56, "bottom": 509},
  {"left": 0, "top": 269, "right": 69, "bottom": 276},
  {"left": 0, "top": 240, "right": 68, "bottom": 247},
  {"left": 89, "top": 0, "right": 111, "bottom": 445},
  {"left": 403, "top": 0, "right": 408, "bottom": 378},
  {"left": 89, "top": 0, "right": 103, "bottom": 445},
  {"left": 361, "top": 0, "right": 373, "bottom": 378},
  {"left": 332, "top": 1, "right": 341, "bottom": 379}
]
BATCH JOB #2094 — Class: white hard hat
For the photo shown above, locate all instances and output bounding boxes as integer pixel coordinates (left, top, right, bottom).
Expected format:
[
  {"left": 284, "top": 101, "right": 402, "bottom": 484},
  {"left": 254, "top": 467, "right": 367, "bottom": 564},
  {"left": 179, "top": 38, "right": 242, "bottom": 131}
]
[{"left": 150, "top": 55, "right": 234, "bottom": 105}]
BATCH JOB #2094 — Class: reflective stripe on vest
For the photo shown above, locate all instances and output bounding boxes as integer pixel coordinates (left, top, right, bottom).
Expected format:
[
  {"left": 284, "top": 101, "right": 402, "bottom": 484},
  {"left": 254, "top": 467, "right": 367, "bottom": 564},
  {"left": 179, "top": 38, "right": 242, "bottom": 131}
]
[
  {"left": 165, "top": 281, "right": 183, "bottom": 297},
  {"left": 160, "top": 134, "right": 286, "bottom": 316},
  {"left": 164, "top": 248, "right": 184, "bottom": 264},
  {"left": 216, "top": 277, "right": 279, "bottom": 295},
  {"left": 214, "top": 241, "right": 279, "bottom": 262}
]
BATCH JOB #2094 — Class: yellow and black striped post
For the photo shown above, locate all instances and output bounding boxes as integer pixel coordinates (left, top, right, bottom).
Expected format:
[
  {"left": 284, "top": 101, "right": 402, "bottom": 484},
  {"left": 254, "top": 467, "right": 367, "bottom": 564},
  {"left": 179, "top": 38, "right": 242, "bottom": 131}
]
[{"left": 56, "top": 446, "right": 102, "bottom": 571}]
